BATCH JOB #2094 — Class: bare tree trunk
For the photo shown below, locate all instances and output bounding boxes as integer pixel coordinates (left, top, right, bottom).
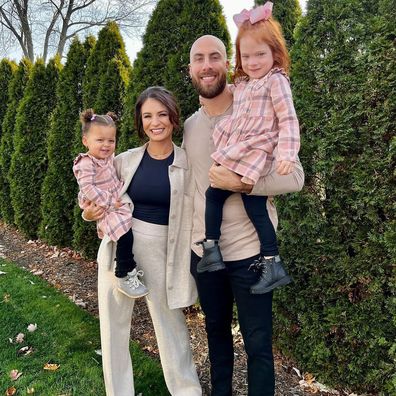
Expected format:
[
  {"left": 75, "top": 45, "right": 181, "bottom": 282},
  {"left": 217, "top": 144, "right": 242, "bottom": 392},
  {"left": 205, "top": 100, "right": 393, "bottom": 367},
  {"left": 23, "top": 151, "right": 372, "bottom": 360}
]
[
  {"left": 14, "top": 0, "right": 34, "bottom": 60},
  {"left": 43, "top": 0, "right": 64, "bottom": 62},
  {"left": 56, "top": 0, "right": 74, "bottom": 59}
]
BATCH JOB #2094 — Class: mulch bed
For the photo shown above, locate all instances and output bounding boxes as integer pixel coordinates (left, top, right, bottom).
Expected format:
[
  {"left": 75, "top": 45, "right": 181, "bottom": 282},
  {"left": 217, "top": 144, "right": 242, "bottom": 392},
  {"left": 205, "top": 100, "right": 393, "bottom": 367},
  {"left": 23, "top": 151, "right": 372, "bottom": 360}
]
[{"left": 0, "top": 220, "right": 349, "bottom": 395}]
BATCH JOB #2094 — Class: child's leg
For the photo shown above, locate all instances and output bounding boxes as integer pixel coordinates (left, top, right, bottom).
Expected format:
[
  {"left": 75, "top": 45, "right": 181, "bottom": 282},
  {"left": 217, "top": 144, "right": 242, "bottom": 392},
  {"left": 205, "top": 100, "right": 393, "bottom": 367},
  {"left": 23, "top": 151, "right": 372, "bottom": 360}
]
[
  {"left": 115, "top": 228, "right": 136, "bottom": 278},
  {"left": 240, "top": 195, "right": 278, "bottom": 257},
  {"left": 205, "top": 186, "right": 234, "bottom": 240},
  {"left": 196, "top": 187, "right": 233, "bottom": 273},
  {"left": 115, "top": 228, "right": 149, "bottom": 299},
  {"left": 241, "top": 194, "right": 291, "bottom": 294}
]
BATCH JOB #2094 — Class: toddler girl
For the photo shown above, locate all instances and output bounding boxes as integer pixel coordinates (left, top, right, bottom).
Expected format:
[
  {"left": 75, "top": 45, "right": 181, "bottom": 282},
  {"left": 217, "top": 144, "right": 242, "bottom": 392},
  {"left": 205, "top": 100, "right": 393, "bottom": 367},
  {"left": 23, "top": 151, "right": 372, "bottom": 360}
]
[
  {"left": 197, "top": 2, "right": 300, "bottom": 294},
  {"left": 73, "top": 109, "right": 148, "bottom": 298}
]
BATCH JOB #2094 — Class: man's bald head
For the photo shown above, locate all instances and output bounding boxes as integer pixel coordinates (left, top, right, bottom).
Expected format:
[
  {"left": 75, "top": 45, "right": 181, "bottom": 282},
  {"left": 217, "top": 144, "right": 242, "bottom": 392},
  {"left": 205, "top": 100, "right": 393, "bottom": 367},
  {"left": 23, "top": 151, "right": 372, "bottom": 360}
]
[{"left": 189, "top": 35, "right": 227, "bottom": 62}]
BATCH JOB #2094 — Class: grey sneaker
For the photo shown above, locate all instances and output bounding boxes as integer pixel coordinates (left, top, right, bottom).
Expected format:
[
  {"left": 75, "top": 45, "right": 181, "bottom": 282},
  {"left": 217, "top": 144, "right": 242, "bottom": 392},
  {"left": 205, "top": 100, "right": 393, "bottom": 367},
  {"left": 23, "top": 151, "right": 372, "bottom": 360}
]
[
  {"left": 117, "top": 269, "right": 149, "bottom": 298},
  {"left": 249, "top": 255, "right": 291, "bottom": 294}
]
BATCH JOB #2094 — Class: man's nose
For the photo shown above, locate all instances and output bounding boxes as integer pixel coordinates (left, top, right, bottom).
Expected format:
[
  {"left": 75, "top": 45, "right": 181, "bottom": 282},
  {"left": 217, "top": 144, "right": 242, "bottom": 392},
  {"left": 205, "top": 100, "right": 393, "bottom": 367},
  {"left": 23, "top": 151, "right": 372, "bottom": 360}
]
[{"left": 202, "top": 57, "right": 212, "bottom": 70}]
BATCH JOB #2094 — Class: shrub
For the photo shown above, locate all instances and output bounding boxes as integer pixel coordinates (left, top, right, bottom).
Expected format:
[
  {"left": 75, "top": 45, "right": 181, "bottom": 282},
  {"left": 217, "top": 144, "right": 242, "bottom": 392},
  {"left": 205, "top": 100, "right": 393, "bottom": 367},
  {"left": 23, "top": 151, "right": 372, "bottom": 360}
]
[{"left": 9, "top": 58, "right": 61, "bottom": 239}]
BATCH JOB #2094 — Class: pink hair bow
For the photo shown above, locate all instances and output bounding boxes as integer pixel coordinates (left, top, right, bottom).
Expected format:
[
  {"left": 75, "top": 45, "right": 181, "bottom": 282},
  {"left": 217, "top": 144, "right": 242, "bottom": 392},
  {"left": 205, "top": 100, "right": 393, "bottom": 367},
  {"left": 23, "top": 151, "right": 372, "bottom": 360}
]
[{"left": 233, "top": 1, "right": 273, "bottom": 27}]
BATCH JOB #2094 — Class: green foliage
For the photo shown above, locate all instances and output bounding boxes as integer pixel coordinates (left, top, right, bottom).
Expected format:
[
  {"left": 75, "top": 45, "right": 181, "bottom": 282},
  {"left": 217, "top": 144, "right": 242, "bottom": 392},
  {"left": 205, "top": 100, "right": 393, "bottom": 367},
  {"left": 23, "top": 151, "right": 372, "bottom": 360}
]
[
  {"left": 9, "top": 58, "right": 61, "bottom": 239},
  {"left": 39, "top": 38, "right": 90, "bottom": 247},
  {"left": 83, "top": 21, "right": 130, "bottom": 109},
  {"left": 0, "top": 59, "right": 31, "bottom": 225},
  {"left": 118, "top": 0, "right": 231, "bottom": 152},
  {"left": 72, "top": 24, "right": 130, "bottom": 259},
  {"left": 0, "top": 259, "right": 168, "bottom": 395},
  {"left": 274, "top": 0, "right": 396, "bottom": 393},
  {"left": 255, "top": 0, "right": 301, "bottom": 48},
  {"left": 0, "top": 59, "right": 17, "bottom": 221}
]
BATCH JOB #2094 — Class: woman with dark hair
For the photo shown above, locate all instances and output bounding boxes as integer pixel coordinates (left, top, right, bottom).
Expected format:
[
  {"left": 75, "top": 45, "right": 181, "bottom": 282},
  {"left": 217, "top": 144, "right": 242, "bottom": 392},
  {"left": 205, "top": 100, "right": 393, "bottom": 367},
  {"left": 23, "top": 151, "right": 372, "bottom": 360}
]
[{"left": 85, "top": 86, "right": 201, "bottom": 396}]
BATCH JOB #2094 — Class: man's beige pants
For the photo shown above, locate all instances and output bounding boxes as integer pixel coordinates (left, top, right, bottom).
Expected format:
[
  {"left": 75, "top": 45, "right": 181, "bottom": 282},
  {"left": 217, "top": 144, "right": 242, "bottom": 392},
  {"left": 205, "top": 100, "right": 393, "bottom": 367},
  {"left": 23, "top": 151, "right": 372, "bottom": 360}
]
[{"left": 98, "top": 218, "right": 202, "bottom": 396}]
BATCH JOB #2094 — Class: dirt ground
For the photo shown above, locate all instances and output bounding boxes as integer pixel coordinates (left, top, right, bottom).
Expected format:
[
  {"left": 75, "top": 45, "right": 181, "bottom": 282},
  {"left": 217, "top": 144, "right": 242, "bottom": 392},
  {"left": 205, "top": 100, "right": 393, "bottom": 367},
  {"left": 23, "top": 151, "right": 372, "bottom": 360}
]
[{"left": 0, "top": 220, "right": 357, "bottom": 396}]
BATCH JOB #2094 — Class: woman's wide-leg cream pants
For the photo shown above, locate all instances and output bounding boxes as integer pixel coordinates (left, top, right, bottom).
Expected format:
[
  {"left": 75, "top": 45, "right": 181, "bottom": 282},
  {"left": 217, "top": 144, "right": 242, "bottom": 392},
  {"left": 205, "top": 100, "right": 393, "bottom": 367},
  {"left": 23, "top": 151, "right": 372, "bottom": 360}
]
[{"left": 98, "top": 218, "right": 202, "bottom": 396}]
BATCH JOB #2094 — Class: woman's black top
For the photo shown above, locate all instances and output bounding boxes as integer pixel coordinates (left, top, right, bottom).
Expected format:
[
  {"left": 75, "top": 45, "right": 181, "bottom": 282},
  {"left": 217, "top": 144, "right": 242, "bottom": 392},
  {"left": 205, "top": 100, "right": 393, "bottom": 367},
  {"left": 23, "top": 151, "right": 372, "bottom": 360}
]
[{"left": 127, "top": 149, "right": 174, "bottom": 225}]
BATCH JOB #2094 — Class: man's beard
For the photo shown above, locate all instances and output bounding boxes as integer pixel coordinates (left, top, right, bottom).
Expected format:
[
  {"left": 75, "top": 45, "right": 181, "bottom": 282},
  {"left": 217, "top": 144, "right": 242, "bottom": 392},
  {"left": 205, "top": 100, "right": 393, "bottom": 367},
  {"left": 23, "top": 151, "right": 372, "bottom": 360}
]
[{"left": 191, "top": 72, "right": 227, "bottom": 99}]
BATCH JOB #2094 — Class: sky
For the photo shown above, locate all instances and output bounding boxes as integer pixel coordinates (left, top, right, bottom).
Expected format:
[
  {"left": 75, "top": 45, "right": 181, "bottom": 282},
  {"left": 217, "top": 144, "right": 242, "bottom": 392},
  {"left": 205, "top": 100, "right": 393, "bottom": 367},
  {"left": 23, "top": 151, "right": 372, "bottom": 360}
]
[
  {"left": 5, "top": 0, "right": 307, "bottom": 62},
  {"left": 125, "top": 0, "right": 307, "bottom": 62}
]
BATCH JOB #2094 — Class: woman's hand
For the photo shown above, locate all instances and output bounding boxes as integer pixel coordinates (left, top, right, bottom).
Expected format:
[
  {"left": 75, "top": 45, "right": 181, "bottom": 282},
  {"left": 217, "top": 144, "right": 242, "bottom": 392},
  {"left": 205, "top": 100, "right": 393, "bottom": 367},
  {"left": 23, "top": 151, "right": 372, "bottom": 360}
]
[
  {"left": 82, "top": 201, "right": 105, "bottom": 221},
  {"left": 208, "top": 164, "right": 253, "bottom": 193}
]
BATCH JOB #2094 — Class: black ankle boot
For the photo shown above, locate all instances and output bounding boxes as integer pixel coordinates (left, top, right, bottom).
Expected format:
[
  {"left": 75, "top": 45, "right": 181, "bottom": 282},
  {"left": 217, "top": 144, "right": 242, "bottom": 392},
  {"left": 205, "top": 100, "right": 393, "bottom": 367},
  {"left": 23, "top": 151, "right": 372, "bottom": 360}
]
[
  {"left": 249, "top": 255, "right": 291, "bottom": 294},
  {"left": 196, "top": 240, "right": 226, "bottom": 273}
]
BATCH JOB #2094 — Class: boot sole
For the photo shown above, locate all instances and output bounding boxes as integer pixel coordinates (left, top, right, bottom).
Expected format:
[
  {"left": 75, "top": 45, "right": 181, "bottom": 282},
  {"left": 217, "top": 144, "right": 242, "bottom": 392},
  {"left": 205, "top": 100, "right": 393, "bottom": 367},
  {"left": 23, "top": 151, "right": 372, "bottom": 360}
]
[
  {"left": 250, "top": 276, "right": 292, "bottom": 294},
  {"left": 118, "top": 288, "right": 149, "bottom": 299},
  {"left": 197, "top": 263, "right": 226, "bottom": 273}
]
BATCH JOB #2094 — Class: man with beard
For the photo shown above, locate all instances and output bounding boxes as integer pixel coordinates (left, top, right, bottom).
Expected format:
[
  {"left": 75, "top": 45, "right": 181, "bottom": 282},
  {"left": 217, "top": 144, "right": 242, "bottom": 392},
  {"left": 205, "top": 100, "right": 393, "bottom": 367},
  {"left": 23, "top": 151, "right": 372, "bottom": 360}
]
[{"left": 184, "top": 35, "right": 304, "bottom": 396}]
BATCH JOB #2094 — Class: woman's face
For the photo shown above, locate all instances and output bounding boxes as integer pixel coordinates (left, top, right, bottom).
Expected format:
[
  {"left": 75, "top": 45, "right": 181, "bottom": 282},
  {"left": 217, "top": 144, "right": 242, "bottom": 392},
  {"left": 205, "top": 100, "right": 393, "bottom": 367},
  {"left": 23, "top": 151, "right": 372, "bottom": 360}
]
[{"left": 141, "top": 98, "right": 174, "bottom": 144}]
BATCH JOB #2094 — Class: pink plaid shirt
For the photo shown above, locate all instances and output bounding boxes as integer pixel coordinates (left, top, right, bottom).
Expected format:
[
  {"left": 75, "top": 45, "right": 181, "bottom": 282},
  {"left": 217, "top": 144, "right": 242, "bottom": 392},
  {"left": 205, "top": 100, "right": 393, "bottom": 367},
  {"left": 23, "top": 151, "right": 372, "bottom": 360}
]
[
  {"left": 211, "top": 68, "right": 300, "bottom": 184},
  {"left": 73, "top": 153, "right": 132, "bottom": 241}
]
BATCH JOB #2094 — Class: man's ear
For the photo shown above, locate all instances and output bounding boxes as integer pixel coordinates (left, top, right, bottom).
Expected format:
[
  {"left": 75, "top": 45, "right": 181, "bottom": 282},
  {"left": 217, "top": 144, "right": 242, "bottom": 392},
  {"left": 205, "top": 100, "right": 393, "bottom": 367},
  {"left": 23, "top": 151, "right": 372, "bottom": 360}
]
[{"left": 188, "top": 64, "right": 192, "bottom": 78}]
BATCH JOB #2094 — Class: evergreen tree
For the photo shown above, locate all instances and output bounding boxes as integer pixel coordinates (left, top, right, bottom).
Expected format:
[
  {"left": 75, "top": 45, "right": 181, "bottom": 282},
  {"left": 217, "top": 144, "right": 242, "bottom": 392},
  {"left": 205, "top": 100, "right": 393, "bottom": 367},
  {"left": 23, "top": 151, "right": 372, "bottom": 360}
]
[
  {"left": 0, "top": 59, "right": 31, "bottom": 224},
  {"left": 255, "top": 0, "right": 301, "bottom": 48},
  {"left": 9, "top": 58, "right": 61, "bottom": 239},
  {"left": 0, "top": 59, "right": 17, "bottom": 220},
  {"left": 72, "top": 23, "right": 130, "bottom": 258},
  {"left": 39, "top": 38, "right": 91, "bottom": 247},
  {"left": 273, "top": 0, "right": 395, "bottom": 392},
  {"left": 83, "top": 21, "right": 130, "bottom": 109},
  {"left": 118, "top": 0, "right": 231, "bottom": 152}
]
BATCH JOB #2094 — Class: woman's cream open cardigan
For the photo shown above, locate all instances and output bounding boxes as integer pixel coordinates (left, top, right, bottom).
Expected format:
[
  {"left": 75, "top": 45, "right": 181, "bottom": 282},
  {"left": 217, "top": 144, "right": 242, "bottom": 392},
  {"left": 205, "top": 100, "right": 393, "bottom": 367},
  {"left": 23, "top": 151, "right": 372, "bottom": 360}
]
[{"left": 97, "top": 143, "right": 197, "bottom": 309}]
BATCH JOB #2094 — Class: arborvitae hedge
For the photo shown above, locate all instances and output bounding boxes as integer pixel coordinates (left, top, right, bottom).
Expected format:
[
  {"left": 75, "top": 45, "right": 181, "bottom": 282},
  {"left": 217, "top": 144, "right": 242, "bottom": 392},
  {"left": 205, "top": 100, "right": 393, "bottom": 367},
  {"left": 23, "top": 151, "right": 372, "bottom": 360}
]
[
  {"left": 0, "top": 59, "right": 17, "bottom": 220},
  {"left": 255, "top": 0, "right": 301, "bottom": 48},
  {"left": 83, "top": 21, "right": 130, "bottom": 110},
  {"left": 274, "top": 0, "right": 395, "bottom": 392},
  {"left": 0, "top": 59, "right": 31, "bottom": 224},
  {"left": 9, "top": 58, "right": 61, "bottom": 239},
  {"left": 118, "top": 0, "right": 231, "bottom": 152},
  {"left": 72, "top": 23, "right": 130, "bottom": 259},
  {"left": 39, "top": 38, "right": 90, "bottom": 247}
]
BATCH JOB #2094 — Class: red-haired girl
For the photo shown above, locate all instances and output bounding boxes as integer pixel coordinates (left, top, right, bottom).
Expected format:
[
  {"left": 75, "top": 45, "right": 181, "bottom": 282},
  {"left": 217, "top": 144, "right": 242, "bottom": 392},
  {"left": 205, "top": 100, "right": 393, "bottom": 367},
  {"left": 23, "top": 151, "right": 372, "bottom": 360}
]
[{"left": 197, "top": 2, "right": 300, "bottom": 294}]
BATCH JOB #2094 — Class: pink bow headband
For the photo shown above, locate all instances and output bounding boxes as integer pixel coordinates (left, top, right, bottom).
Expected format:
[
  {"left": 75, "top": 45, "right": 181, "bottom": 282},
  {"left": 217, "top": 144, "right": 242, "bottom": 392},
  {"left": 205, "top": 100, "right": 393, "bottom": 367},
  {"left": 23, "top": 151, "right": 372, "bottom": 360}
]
[{"left": 233, "top": 1, "right": 273, "bottom": 27}]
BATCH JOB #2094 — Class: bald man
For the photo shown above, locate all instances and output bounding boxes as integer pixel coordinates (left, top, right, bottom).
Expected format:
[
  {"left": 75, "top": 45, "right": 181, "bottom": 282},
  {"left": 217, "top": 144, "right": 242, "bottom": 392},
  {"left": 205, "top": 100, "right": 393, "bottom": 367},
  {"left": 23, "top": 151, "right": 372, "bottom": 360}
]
[{"left": 184, "top": 35, "right": 304, "bottom": 396}]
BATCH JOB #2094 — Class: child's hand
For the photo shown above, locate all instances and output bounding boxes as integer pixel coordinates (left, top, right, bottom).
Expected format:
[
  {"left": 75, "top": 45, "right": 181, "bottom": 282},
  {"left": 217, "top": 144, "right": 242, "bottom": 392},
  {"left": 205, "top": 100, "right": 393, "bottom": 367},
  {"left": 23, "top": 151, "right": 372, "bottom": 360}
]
[
  {"left": 114, "top": 200, "right": 122, "bottom": 209},
  {"left": 276, "top": 160, "right": 294, "bottom": 175}
]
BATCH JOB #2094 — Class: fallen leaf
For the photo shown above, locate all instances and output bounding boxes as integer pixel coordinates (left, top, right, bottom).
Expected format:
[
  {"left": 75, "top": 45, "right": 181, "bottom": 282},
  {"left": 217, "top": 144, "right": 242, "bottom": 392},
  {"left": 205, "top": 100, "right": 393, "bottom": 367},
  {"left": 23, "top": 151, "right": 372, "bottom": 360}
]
[
  {"left": 43, "top": 363, "right": 60, "bottom": 371},
  {"left": 18, "top": 346, "right": 33, "bottom": 356},
  {"left": 0, "top": 271, "right": 6, "bottom": 275},
  {"left": 3, "top": 293, "right": 10, "bottom": 302},
  {"left": 304, "top": 372, "right": 315, "bottom": 385},
  {"left": 27, "top": 323, "right": 37, "bottom": 332},
  {"left": 95, "top": 349, "right": 102, "bottom": 356},
  {"left": 9, "top": 338, "right": 13, "bottom": 343},
  {"left": 15, "top": 333, "right": 25, "bottom": 343},
  {"left": 5, "top": 387, "right": 16, "bottom": 396},
  {"left": 27, "top": 387, "right": 35, "bottom": 394},
  {"left": 32, "top": 270, "right": 43, "bottom": 276},
  {"left": 292, "top": 366, "right": 302, "bottom": 378},
  {"left": 9, "top": 369, "right": 22, "bottom": 381}
]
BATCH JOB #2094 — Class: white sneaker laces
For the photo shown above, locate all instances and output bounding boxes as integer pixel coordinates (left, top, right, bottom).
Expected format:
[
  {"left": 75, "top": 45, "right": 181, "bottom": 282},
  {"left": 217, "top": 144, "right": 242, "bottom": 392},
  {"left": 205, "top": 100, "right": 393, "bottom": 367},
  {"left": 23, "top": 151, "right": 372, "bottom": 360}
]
[{"left": 126, "top": 270, "right": 144, "bottom": 289}]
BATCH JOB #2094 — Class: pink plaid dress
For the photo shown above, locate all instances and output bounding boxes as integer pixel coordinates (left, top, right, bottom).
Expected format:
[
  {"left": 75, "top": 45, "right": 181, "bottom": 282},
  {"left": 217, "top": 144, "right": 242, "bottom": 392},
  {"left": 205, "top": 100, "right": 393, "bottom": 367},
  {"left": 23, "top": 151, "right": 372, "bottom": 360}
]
[
  {"left": 211, "top": 68, "right": 300, "bottom": 184},
  {"left": 73, "top": 153, "right": 132, "bottom": 241}
]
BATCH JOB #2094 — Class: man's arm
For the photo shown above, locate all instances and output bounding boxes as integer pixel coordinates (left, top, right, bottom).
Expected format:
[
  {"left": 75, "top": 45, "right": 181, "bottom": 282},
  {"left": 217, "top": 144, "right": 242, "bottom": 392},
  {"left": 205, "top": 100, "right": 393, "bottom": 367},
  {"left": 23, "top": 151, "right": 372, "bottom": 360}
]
[{"left": 208, "top": 158, "right": 304, "bottom": 196}]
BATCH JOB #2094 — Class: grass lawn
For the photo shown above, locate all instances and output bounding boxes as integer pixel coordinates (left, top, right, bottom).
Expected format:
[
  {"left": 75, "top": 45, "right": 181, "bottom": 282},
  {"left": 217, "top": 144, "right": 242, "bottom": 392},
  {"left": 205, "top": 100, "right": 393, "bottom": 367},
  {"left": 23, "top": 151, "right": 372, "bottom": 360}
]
[{"left": 0, "top": 258, "right": 169, "bottom": 396}]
